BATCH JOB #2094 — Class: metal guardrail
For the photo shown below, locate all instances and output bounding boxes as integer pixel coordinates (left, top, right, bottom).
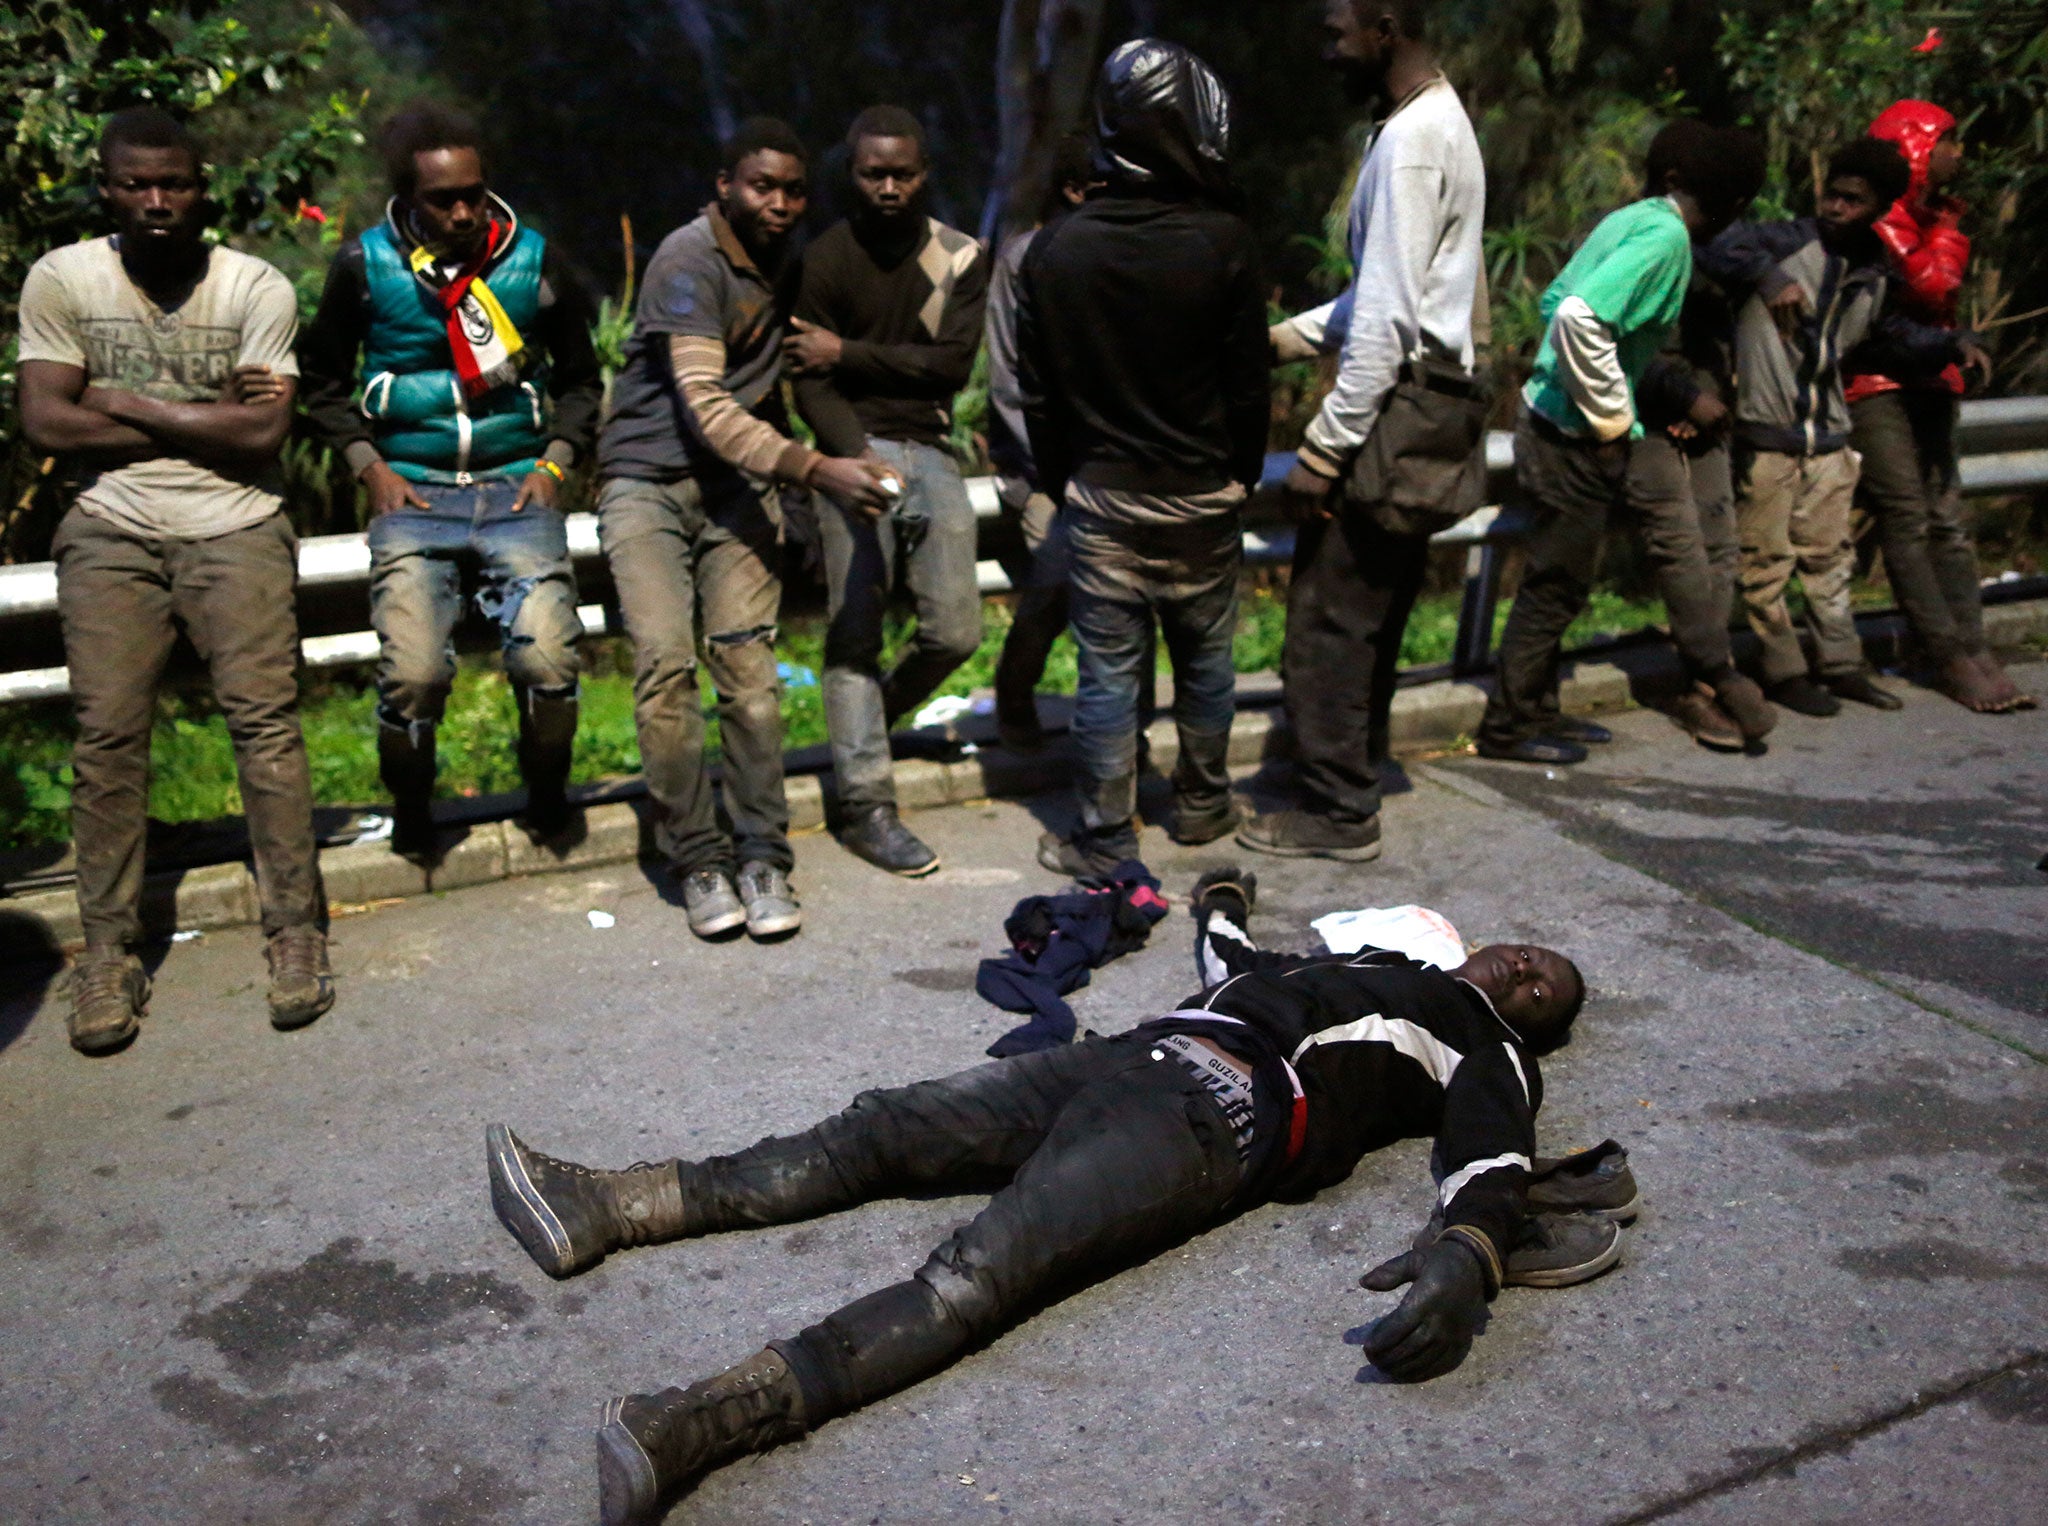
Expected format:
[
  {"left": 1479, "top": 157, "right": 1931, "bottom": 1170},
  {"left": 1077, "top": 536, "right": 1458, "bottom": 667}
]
[{"left": 3, "top": 396, "right": 2045, "bottom": 704}]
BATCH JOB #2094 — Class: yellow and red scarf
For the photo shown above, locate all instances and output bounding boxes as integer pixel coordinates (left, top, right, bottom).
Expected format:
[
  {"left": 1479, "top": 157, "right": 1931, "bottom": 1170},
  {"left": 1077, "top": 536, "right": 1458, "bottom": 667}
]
[{"left": 411, "top": 219, "right": 525, "bottom": 398}]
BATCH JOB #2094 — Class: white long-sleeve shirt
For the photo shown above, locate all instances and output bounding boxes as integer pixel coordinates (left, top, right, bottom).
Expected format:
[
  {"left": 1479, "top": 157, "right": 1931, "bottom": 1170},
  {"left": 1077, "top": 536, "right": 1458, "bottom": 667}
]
[{"left": 1278, "top": 79, "right": 1486, "bottom": 476}]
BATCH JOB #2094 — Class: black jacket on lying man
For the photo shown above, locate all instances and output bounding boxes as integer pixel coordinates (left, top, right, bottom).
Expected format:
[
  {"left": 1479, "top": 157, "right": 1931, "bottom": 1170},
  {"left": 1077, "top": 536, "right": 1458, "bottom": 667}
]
[{"left": 485, "top": 874, "right": 1587, "bottom": 1525}]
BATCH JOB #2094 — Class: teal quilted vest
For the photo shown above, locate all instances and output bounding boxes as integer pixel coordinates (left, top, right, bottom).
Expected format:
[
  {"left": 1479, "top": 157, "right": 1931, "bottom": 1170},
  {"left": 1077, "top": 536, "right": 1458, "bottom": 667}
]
[{"left": 357, "top": 218, "right": 550, "bottom": 483}]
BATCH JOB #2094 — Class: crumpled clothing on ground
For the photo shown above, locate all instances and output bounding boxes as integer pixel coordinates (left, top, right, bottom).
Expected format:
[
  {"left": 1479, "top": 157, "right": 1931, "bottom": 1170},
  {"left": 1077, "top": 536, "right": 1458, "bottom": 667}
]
[{"left": 977, "top": 859, "right": 1171, "bottom": 1057}]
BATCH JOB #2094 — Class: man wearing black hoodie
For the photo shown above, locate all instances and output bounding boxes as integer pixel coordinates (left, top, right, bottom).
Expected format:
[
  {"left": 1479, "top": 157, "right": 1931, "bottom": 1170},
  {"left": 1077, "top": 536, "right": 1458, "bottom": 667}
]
[
  {"left": 1018, "top": 40, "right": 1271, "bottom": 879},
  {"left": 789, "top": 107, "right": 991, "bottom": 880}
]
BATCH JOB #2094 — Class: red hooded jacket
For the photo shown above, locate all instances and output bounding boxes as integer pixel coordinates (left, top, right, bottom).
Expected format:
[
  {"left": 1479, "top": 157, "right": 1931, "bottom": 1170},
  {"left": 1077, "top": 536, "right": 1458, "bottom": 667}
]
[{"left": 1846, "top": 99, "right": 1969, "bottom": 401}]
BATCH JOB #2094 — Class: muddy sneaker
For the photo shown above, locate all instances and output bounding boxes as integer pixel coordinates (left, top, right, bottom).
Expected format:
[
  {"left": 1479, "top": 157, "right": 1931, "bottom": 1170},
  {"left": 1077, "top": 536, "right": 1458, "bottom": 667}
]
[
  {"left": 1501, "top": 1211, "right": 1624, "bottom": 1287},
  {"left": 1527, "top": 1139, "right": 1640, "bottom": 1222},
  {"left": 67, "top": 948, "right": 148, "bottom": 1055},
  {"left": 838, "top": 804, "right": 941, "bottom": 877},
  {"left": 1236, "top": 808, "right": 1382, "bottom": 862},
  {"left": 1826, "top": 668, "right": 1903, "bottom": 711},
  {"left": 265, "top": 925, "right": 335, "bottom": 1030},
  {"left": 486, "top": 1123, "right": 687, "bottom": 1279},
  {"left": 736, "top": 862, "right": 802, "bottom": 939},
  {"left": 681, "top": 870, "right": 746, "bottom": 939},
  {"left": 598, "top": 1349, "right": 809, "bottom": 1526},
  {"left": 1668, "top": 683, "right": 1744, "bottom": 752}
]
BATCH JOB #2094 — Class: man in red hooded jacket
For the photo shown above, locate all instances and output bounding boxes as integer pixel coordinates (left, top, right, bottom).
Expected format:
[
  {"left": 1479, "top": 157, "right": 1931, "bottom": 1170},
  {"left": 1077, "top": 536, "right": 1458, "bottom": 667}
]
[{"left": 1845, "top": 100, "right": 2035, "bottom": 713}]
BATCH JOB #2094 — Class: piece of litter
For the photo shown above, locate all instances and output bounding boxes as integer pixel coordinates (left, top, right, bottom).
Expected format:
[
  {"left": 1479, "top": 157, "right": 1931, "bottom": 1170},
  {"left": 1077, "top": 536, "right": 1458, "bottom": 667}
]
[
  {"left": 170, "top": 929, "right": 204, "bottom": 943},
  {"left": 957, "top": 1473, "right": 975, "bottom": 1486},
  {"left": 587, "top": 910, "right": 616, "bottom": 929},
  {"left": 914, "top": 694, "right": 976, "bottom": 729},
  {"left": 354, "top": 813, "right": 394, "bottom": 844},
  {"left": 984, "top": 1493, "right": 1000, "bottom": 1503},
  {"left": 1312, "top": 906, "right": 1464, "bottom": 969},
  {"left": 1544, "top": 770, "right": 1557, "bottom": 780}
]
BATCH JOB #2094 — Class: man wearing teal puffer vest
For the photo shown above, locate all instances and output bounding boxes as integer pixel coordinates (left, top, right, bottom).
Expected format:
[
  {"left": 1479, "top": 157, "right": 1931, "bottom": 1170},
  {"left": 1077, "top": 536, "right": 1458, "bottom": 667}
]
[{"left": 301, "top": 102, "right": 602, "bottom": 859}]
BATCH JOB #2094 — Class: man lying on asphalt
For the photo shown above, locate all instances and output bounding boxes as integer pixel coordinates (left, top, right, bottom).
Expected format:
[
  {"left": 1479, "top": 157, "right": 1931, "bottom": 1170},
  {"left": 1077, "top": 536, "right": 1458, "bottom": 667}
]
[{"left": 487, "top": 873, "right": 1614, "bottom": 1523}]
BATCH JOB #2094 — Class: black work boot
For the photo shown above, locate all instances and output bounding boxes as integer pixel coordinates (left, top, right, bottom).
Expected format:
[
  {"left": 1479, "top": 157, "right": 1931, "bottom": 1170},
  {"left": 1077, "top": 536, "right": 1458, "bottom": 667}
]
[
  {"left": 486, "top": 1124, "right": 687, "bottom": 1279},
  {"left": 1825, "top": 667, "right": 1904, "bottom": 711},
  {"left": 377, "top": 718, "right": 439, "bottom": 862},
  {"left": 837, "top": 803, "right": 940, "bottom": 877},
  {"left": 517, "top": 687, "right": 580, "bottom": 840},
  {"left": 597, "top": 1348, "right": 809, "bottom": 1526}
]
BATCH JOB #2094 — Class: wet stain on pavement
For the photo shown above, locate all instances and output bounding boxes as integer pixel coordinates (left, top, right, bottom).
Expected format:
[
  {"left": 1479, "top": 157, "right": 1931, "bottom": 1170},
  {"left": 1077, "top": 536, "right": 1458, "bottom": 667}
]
[
  {"left": 1707, "top": 1067, "right": 2047, "bottom": 1165},
  {"left": 895, "top": 967, "right": 981, "bottom": 992},
  {"left": 1975, "top": 1367, "right": 2048, "bottom": 1425},
  {"left": 176, "top": 1237, "right": 534, "bottom": 1387},
  {"left": 1833, "top": 1236, "right": 2048, "bottom": 1284}
]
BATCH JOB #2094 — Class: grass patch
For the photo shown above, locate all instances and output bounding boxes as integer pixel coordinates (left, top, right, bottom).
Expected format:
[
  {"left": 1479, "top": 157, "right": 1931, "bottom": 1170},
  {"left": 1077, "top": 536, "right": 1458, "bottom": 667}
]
[{"left": 0, "top": 580, "right": 1721, "bottom": 851}]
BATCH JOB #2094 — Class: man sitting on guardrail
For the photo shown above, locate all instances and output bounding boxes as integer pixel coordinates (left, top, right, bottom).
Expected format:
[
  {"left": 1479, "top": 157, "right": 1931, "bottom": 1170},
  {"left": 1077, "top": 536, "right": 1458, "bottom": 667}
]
[
  {"left": 788, "top": 106, "right": 991, "bottom": 880},
  {"left": 17, "top": 108, "right": 333, "bottom": 1052},
  {"left": 1478, "top": 122, "right": 1763, "bottom": 766},
  {"left": 1018, "top": 41, "right": 1270, "bottom": 878},
  {"left": 595, "top": 119, "right": 892, "bottom": 942},
  {"left": 298, "top": 102, "right": 602, "bottom": 862}
]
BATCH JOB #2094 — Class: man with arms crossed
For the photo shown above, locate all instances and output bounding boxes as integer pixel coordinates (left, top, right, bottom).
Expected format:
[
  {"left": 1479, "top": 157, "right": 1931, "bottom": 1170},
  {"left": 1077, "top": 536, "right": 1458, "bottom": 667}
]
[
  {"left": 19, "top": 107, "right": 332, "bottom": 1052},
  {"left": 1244, "top": 0, "right": 1486, "bottom": 862},
  {"left": 788, "top": 107, "right": 991, "bottom": 879},
  {"left": 298, "top": 103, "right": 602, "bottom": 861},
  {"left": 597, "top": 119, "right": 892, "bottom": 940}
]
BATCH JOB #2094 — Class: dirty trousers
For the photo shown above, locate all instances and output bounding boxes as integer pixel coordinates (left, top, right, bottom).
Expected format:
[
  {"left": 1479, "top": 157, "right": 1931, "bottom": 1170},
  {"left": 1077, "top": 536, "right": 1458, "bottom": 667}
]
[
  {"left": 54, "top": 508, "right": 322, "bottom": 946},
  {"left": 673, "top": 1033, "right": 1244, "bottom": 1422}
]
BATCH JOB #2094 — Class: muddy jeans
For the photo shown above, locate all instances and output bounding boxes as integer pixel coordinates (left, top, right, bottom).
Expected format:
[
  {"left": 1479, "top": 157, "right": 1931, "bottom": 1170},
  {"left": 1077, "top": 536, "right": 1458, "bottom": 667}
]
[
  {"left": 1482, "top": 415, "right": 1632, "bottom": 747},
  {"left": 1065, "top": 482, "right": 1242, "bottom": 846},
  {"left": 819, "top": 439, "right": 983, "bottom": 813},
  {"left": 366, "top": 477, "right": 583, "bottom": 731},
  {"left": 1624, "top": 433, "right": 1741, "bottom": 683},
  {"left": 599, "top": 474, "right": 792, "bottom": 875},
  {"left": 1281, "top": 502, "right": 1429, "bottom": 824},
  {"left": 1850, "top": 390, "right": 1985, "bottom": 664},
  {"left": 672, "top": 1032, "right": 1244, "bottom": 1423},
  {"left": 1735, "top": 446, "right": 1863, "bottom": 684},
  {"left": 54, "top": 509, "right": 322, "bottom": 947}
]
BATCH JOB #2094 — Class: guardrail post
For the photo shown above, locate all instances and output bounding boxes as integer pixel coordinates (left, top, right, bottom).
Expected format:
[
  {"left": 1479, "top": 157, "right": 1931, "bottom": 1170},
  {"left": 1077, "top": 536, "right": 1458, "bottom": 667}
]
[{"left": 1452, "top": 540, "right": 1503, "bottom": 678}]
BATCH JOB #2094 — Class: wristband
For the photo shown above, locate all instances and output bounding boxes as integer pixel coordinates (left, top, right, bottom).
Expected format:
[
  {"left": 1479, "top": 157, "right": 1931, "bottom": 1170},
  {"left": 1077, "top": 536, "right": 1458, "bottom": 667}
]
[{"left": 533, "top": 458, "right": 566, "bottom": 483}]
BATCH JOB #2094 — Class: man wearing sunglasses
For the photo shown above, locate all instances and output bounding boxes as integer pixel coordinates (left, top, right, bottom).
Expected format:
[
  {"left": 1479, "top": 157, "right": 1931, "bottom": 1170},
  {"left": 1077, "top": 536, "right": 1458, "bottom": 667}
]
[{"left": 299, "top": 101, "right": 603, "bottom": 862}]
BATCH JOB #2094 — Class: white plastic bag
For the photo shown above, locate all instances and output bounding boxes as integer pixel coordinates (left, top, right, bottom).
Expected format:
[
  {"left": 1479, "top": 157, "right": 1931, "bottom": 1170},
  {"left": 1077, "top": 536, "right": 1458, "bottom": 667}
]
[{"left": 1310, "top": 905, "right": 1465, "bottom": 969}]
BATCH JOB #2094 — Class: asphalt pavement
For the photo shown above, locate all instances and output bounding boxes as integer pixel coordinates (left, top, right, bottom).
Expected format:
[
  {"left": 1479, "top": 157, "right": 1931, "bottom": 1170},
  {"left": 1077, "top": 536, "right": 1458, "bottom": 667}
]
[{"left": 1, "top": 662, "right": 2043, "bottom": 1525}]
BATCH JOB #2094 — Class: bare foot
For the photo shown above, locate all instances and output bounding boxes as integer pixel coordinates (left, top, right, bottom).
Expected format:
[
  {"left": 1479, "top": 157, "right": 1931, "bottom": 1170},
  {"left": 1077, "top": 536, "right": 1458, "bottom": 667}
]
[
  {"left": 1935, "top": 652, "right": 2005, "bottom": 712},
  {"left": 1973, "top": 651, "right": 2037, "bottom": 712}
]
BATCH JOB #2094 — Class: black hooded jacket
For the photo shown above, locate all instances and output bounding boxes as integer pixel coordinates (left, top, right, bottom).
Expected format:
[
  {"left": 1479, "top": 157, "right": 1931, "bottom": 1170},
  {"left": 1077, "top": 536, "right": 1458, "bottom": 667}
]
[{"left": 1015, "top": 40, "right": 1269, "bottom": 499}]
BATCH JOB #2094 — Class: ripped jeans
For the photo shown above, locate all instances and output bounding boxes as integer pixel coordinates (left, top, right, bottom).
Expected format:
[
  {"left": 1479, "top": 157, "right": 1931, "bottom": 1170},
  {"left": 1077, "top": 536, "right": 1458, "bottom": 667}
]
[
  {"left": 599, "top": 473, "right": 792, "bottom": 874},
  {"left": 367, "top": 476, "right": 583, "bottom": 742}
]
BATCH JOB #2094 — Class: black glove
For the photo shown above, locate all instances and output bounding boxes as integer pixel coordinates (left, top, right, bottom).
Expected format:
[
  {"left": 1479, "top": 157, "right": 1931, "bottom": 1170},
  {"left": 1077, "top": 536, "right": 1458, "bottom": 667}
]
[{"left": 1358, "top": 1237, "right": 1490, "bottom": 1382}]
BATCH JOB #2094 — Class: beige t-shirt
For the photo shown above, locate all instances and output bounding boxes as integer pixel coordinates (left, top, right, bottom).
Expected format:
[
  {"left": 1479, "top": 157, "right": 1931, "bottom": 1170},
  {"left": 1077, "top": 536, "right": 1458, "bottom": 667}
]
[{"left": 17, "top": 238, "right": 299, "bottom": 540}]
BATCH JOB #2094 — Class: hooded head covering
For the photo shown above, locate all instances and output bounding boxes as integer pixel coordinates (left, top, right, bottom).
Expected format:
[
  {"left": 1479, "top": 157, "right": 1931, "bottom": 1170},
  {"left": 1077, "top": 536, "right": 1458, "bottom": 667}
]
[
  {"left": 1091, "top": 38, "right": 1235, "bottom": 203},
  {"left": 1868, "top": 99, "right": 1956, "bottom": 205}
]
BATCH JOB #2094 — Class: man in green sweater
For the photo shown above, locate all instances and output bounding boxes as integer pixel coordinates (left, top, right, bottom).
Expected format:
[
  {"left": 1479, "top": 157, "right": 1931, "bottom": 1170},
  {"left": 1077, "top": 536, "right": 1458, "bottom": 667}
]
[{"left": 1479, "top": 122, "right": 1763, "bottom": 764}]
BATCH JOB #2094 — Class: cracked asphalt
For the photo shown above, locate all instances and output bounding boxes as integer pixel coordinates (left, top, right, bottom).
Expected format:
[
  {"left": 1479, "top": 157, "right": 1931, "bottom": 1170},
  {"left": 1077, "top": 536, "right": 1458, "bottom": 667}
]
[{"left": 1, "top": 661, "right": 2042, "bottom": 1524}]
